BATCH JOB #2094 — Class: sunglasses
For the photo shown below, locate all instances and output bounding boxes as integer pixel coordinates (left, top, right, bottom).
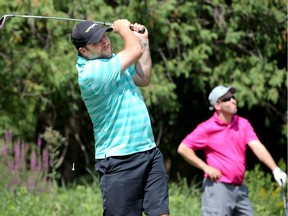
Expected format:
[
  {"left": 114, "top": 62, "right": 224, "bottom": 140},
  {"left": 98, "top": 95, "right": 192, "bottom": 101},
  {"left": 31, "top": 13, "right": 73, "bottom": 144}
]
[{"left": 219, "top": 95, "right": 235, "bottom": 102}]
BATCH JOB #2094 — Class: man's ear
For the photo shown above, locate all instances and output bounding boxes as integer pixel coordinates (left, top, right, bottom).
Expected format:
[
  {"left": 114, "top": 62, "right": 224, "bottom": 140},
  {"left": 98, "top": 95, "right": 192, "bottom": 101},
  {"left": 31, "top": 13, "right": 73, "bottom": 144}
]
[
  {"left": 79, "top": 47, "right": 88, "bottom": 57},
  {"left": 214, "top": 103, "right": 221, "bottom": 111}
]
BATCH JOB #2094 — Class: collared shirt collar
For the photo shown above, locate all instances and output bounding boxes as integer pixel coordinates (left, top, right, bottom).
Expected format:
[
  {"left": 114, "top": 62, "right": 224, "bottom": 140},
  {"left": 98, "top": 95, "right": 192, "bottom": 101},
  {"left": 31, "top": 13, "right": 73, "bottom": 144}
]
[{"left": 212, "top": 112, "right": 235, "bottom": 126}]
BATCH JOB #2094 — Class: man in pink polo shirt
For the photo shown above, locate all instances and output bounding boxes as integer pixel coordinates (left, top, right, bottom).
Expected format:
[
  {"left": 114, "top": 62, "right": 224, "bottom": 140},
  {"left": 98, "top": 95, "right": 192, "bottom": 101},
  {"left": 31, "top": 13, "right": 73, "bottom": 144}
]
[{"left": 177, "top": 85, "right": 287, "bottom": 216}]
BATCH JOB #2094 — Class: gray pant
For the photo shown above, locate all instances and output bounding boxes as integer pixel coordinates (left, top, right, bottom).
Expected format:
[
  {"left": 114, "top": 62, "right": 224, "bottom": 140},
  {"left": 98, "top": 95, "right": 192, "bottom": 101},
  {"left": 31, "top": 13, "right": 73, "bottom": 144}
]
[{"left": 201, "top": 178, "right": 254, "bottom": 216}]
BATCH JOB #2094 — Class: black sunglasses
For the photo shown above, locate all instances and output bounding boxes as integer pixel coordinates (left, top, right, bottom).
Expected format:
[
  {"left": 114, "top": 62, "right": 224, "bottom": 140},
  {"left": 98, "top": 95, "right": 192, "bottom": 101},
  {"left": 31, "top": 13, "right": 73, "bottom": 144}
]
[{"left": 219, "top": 95, "right": 235, "bottom": 102}]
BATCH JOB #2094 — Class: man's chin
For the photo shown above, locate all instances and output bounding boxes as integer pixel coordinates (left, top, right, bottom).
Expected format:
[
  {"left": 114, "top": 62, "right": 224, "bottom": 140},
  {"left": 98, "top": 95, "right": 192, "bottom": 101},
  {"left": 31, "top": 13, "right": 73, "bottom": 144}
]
[{"left": 102, "top": 52, "right": 112, "bottom": 59}]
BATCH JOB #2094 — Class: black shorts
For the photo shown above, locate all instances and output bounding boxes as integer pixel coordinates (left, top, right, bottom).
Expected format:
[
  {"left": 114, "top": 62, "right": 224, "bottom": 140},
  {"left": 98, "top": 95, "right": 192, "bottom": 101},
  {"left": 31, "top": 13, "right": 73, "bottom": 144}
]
[{"left": 95, "top": 147, "right": 169, "bottom": 216}]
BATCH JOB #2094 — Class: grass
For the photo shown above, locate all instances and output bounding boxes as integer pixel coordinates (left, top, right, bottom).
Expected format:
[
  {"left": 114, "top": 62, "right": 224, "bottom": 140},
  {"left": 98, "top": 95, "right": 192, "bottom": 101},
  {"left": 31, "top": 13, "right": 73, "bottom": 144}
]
[{"left": 0, "top": 171, "right": 286, "bottom": 216}]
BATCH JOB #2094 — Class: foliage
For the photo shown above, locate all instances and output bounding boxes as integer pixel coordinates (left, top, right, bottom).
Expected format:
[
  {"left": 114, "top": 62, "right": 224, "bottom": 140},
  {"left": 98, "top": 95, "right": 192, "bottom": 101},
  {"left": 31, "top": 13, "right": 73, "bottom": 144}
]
[
  {"left": 0, "top": 164, "right": 285, "bottom": 215},
  {"left": 41, "top": 127, "right": 67, "bottom": 181},
  {"left": 0, "top": 185, "right": 103, "bottom": 216},
  {"left": 168, "top": 178, "right": 202, "bottom": 215},
  {"left": 0, "top": 0, "right": 286, "bottom": 182},
  {"left": 245, "top": 161, "right": 287, "bottom": 216}
]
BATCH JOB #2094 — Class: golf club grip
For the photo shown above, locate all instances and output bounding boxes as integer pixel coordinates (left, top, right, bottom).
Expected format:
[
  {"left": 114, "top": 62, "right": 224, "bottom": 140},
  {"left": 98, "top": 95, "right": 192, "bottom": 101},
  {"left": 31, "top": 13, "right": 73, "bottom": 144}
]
[
  {"left": 131, "top": 26, "right": 145, "bottom": 34},
  {"left": 106, "top": 23, "right": 145, "bottom": 34}
]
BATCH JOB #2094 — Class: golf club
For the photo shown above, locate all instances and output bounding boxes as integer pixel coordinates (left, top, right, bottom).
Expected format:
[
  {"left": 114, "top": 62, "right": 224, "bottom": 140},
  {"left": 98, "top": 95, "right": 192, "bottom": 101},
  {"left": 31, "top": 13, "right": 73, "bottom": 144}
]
[
  {"left": 281, "top": 182, "right": 288, "bottom": 216},
  {"left": 0, "top": 14, "right": 145, "bottom": 33},
  {"left": 281, "top": 180, "right": 288, "bottom": 216}
]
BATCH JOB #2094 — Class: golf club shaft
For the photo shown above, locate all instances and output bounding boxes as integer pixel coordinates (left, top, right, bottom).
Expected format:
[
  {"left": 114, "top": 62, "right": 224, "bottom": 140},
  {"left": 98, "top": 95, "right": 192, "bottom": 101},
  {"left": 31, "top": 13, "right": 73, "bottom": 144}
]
[
  {"left": 0, "top": 14, "right": 112, "bottom": 27},
  {"left": 282, "top": 186, "right": 288, "bottom": 216},
  {"left": 0, "top": 14, "right": 145, "bottom": 33}
]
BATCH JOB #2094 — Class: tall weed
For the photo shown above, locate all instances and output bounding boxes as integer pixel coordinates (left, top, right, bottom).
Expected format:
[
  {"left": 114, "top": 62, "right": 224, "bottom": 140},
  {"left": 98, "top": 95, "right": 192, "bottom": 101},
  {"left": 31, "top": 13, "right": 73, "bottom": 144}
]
[
  {"left": 169, "top": 178, "right": 202, "bottom": 215},
  {"left": 0, "top": 130, "right": 51, "bottom": 193}
]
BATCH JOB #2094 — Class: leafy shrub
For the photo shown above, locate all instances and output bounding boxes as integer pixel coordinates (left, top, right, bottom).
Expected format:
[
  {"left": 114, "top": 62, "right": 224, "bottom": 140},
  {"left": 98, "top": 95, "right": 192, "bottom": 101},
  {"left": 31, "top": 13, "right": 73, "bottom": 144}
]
[
  {"left": 245, "top": 161, "right": 287, "bottom": 216},
  {"left": 41, "top": 127, "right": 67, "bottom": 181}
]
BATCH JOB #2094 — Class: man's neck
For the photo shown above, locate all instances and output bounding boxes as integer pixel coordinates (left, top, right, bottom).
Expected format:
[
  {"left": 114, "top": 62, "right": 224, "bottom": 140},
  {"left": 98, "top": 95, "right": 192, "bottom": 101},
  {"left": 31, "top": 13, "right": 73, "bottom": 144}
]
[{"left": 217, "top": 112, "right": 233, "bottom": 124}]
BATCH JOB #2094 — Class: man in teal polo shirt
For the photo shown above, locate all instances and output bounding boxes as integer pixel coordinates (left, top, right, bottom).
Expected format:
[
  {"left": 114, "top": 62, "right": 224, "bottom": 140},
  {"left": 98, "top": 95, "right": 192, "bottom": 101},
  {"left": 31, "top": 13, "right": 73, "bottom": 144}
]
[{"left": 71, "top": 19, "right": 169, "bottom": 216}]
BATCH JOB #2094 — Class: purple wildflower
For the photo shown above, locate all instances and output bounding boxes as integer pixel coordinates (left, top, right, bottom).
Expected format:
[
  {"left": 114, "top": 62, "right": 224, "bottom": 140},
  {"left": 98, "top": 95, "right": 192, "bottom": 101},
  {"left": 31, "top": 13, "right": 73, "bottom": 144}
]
[{"left": 30, "top": 150, "right": 37, "bottom": 172}]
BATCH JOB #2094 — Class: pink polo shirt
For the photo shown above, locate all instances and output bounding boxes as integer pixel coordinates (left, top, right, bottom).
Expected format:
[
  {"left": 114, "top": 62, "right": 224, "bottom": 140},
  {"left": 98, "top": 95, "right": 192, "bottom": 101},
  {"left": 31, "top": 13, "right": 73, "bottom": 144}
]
[{"left": 181, "top": 112, "right": 259, "bottom": 185}]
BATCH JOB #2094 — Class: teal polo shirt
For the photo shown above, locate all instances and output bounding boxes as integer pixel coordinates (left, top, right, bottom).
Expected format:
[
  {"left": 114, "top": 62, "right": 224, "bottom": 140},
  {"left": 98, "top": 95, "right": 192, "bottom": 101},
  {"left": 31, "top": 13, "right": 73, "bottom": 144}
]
[{"left": 76, "top": 54, "right": 156, "bottom": 159}]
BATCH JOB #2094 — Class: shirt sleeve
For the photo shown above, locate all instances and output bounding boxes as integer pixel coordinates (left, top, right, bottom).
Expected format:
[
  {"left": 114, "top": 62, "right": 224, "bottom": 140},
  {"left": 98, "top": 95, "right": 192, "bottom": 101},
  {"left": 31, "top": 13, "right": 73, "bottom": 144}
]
[
  {"left": 127, "top": 65, "right": 136, "bottom": 77},
  {"left": 181, "top": 123, "right": 207, "bottom": 150},
  {"left": 244, "top": 119, "right": 259, "bottom": 143},
  {"left": 77, "top": 55, "right": 121, "bottom": 96}
]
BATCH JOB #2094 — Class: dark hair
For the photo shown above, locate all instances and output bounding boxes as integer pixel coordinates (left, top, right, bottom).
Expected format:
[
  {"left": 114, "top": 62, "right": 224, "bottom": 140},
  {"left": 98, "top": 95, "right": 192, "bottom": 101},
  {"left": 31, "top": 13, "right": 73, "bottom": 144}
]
[
  {"left": 74, "top": 42, "right": 86, "bottom": 50},
  {"left": 71, "top": 35, "right": 87, "bottom": 50}
]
